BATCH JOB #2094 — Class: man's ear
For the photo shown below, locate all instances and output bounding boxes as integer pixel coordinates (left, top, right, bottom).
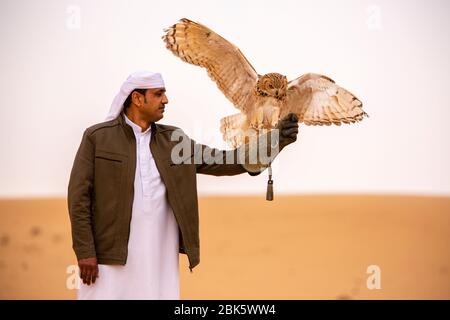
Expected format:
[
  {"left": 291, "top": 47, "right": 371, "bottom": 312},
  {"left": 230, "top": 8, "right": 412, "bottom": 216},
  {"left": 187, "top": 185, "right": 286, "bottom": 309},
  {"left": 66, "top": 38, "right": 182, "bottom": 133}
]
[{"left": 132, "top": 91, "right": 143, "bottom": 107}]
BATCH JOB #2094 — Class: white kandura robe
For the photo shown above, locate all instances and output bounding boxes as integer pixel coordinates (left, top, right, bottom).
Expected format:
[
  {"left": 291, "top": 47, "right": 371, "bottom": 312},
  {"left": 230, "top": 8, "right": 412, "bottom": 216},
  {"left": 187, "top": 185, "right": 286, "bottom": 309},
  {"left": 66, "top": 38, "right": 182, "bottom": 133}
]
[{"left": 78, "top": 115, "right": 180, "bottom": 300}]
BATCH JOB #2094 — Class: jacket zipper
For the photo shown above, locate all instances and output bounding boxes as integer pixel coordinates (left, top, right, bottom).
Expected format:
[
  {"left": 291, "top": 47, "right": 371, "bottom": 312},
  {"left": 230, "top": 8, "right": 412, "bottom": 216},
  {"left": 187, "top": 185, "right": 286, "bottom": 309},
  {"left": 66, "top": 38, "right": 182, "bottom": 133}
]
[{"left": 150, "top": 130, "right": 195, "bottom": 274}]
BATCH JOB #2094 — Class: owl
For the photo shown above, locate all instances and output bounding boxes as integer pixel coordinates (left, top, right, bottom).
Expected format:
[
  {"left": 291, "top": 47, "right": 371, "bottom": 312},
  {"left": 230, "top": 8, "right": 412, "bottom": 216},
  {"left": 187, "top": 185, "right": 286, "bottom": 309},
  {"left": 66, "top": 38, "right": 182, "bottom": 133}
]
[{"left": 163, "top": 18, "right": 368, "bottom": 148}]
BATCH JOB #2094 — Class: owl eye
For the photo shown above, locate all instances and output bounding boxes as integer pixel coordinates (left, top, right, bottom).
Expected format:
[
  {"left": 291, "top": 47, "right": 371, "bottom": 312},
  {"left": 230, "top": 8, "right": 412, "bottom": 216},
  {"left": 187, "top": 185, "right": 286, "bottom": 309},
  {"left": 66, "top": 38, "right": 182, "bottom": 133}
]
[{"left": 269, "top": 84, "right": 273, "bottom": 89}]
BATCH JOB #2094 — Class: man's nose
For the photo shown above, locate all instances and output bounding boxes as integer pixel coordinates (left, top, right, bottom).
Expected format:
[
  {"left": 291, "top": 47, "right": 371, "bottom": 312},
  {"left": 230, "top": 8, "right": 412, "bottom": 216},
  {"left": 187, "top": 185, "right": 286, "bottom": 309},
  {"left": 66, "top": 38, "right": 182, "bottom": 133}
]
[{"left": 162, "top": 94, "right": 169, "bottom": 104}]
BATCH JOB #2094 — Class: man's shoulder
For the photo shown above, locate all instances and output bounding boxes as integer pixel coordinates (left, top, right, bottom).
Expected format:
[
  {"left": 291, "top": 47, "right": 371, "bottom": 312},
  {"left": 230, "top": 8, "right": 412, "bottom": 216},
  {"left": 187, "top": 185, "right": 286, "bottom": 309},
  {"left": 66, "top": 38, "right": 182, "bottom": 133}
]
[
  {"left": 84, "top": 118, "right": 120, "bottom": 136},
  {"left": 156, "top": 122, "right": 183, "bottom": 133}
]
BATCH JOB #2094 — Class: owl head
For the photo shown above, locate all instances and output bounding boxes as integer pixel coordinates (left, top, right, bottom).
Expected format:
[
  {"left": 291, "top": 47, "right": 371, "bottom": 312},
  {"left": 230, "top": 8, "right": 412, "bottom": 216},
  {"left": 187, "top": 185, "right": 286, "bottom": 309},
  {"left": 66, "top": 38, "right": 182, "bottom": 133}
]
[{"left": 256, "top": 73, "right": 288, "bottom": 99}]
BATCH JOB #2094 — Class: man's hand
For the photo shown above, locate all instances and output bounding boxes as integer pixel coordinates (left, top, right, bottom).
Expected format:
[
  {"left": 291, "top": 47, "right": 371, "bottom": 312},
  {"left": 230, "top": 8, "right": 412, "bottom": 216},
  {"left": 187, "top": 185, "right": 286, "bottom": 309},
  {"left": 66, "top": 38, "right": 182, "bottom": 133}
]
[
  {"left": 276, "top": 113, "right": 299, "bottom": 149},
  {"left": 78, "top": 257, "right": 99, "bottom": 285}
]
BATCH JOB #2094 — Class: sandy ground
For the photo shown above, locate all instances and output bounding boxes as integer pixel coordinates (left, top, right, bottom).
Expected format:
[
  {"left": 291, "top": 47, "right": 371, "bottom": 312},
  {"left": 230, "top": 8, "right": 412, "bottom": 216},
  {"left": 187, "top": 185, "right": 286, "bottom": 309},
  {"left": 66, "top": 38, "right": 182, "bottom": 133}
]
[{"left": 0, "top": 195, "right": 449, "bottom": 300}]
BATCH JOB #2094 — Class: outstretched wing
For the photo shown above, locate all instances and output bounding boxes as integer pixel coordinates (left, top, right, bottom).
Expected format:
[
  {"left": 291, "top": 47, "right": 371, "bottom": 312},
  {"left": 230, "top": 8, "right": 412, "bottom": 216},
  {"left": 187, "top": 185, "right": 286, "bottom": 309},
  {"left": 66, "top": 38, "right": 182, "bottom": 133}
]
[
  {"left": 283, "top": 73, "right": 367, "bottom": 125},
  {"left": 163, "top": 18, "right": 259, "bottom": 113}
]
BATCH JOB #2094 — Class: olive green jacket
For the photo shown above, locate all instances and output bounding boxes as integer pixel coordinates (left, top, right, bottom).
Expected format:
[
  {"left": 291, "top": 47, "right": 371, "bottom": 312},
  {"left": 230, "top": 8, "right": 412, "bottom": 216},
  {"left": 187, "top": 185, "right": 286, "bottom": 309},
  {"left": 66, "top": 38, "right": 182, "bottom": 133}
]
[{"left": 67, "top": 112, "right": 269, "bottom": 271}]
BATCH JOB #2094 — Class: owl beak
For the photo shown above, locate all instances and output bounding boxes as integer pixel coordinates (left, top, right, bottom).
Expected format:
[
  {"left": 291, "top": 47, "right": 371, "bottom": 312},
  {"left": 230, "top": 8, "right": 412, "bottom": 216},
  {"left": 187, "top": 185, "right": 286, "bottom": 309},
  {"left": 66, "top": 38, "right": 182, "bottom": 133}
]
[{"left": 275, "top": 91, "right": 285, "bottom": 100}]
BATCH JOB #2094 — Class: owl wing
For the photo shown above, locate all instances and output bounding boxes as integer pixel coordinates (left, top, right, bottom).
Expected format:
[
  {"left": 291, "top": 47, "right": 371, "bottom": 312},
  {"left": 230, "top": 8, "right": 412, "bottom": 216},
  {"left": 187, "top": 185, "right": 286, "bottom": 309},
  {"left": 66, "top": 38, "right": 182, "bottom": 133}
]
[
  {"left": 283, "top": 73, "right": 368, "bottom": 125},
  {"left": 163, "top": 18, "right": 259, "bottom": 113}
]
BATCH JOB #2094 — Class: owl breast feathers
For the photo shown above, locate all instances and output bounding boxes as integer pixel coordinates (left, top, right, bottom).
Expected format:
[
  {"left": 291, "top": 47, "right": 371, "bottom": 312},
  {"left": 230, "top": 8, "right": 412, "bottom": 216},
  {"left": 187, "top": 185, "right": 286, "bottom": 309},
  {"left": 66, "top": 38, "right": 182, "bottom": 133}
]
[{"left": 163, "top": 18, "right": 368, "bottom": 148}]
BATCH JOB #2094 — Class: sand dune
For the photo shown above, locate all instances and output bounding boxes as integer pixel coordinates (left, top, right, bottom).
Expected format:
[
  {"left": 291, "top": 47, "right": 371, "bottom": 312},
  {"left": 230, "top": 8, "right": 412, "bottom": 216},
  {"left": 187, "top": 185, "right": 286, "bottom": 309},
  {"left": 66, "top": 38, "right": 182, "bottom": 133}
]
[{"left": 0, "top": 195, "right": 449, "bottom": 300}]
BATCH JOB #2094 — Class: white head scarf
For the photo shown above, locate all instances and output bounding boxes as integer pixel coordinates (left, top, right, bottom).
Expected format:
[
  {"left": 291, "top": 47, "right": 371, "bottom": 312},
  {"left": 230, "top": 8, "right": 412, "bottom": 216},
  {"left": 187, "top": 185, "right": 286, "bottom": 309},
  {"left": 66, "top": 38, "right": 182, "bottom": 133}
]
[{"left": 105, "top": 70, "right": 165, "bottom": 121}]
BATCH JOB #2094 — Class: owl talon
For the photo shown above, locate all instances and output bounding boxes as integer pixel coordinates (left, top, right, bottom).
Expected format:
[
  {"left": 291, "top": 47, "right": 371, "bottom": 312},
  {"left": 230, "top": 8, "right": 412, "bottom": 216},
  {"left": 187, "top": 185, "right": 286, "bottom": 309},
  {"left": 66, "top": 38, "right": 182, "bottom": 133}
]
[{"left": 250, "top": 123, "right": 259, "bottom": 130}]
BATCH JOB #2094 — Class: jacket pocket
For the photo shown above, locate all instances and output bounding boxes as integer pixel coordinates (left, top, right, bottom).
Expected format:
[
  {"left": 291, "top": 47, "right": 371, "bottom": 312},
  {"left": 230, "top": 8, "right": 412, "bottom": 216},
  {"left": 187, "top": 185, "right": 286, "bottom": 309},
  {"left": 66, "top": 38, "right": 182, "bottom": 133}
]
[{"left": 92, "top": 150, "right": 128, "bottom": 253}]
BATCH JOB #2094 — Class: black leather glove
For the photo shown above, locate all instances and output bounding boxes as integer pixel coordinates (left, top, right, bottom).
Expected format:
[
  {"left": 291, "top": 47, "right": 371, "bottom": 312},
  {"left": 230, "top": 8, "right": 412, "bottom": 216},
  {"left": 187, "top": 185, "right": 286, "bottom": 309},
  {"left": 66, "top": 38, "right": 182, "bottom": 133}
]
[{"left": 275, "top": 113, "right": 299, "bottom": 150}]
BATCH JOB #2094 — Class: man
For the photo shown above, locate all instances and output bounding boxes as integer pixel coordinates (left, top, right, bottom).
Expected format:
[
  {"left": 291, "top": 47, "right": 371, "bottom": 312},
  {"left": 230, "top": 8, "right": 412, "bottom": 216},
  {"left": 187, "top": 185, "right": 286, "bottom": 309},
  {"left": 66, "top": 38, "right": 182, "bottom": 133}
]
[{"left": 67, "top": 71, "right": 299, "bottom": 299}]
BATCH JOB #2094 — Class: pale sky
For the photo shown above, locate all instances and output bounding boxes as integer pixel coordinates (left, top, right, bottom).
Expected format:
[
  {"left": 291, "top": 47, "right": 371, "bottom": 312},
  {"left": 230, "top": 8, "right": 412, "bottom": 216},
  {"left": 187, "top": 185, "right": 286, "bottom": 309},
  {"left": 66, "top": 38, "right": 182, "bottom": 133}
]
[{"left": 0, "top": 0, "right": 449, "bottom": 197}]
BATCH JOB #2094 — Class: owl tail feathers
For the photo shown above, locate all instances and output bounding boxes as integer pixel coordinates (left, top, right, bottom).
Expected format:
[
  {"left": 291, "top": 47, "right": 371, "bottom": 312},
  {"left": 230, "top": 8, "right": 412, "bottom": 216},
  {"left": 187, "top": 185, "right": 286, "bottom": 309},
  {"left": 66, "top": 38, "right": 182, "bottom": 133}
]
[{"left": 220, "top": 113, "right": 249, "bottom": 148}]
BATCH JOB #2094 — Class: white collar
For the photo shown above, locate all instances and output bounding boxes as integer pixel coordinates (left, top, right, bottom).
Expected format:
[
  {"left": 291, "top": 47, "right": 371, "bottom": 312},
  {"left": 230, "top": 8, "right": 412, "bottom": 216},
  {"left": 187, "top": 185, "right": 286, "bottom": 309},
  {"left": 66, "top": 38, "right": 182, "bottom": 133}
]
[{"left": 124, "top": 113, "right": 151, "bottom": 136}]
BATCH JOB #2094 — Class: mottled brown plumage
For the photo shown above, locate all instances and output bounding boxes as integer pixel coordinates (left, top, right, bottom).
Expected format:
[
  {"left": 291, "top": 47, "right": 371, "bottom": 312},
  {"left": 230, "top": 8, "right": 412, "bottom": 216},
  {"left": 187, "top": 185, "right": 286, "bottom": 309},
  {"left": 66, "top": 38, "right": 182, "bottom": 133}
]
[{"left": 163, "top": 18, "right": 368, "bottom": 148}]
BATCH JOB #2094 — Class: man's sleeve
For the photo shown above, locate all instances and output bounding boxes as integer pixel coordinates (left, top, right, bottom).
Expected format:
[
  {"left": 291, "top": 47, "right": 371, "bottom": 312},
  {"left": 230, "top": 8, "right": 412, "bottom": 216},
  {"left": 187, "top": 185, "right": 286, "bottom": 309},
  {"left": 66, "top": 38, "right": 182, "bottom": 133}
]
[
  {"left": 67, "top": 129, "right": 97, "bottom": 260},
  {"left": 171, "top": 130, "right": 277, "bottom": 176}
]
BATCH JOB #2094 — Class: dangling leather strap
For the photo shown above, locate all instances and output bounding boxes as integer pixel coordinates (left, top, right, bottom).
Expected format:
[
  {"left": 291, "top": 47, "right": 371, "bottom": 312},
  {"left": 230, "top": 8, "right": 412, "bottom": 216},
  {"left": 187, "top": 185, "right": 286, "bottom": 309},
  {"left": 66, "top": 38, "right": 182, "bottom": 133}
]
[{"left": 266, "top": 163, "right": 274, "bottom": 201}]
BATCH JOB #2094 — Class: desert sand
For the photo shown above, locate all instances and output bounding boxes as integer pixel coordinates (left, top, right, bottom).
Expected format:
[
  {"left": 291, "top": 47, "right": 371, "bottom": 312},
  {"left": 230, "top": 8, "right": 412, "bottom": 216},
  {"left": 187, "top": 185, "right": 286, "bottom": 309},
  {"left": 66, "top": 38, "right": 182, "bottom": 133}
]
[{"left": 0, "top": 195, "right": 449, "bottom": 300}]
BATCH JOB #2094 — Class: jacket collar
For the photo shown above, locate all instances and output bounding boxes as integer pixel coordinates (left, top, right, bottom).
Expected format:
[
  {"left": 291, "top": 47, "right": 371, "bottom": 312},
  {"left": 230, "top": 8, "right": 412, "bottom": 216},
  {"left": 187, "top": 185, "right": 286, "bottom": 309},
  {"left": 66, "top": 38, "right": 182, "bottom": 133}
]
[{"left": 118, "top": 111, "right": 158, "bottom": 137}]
